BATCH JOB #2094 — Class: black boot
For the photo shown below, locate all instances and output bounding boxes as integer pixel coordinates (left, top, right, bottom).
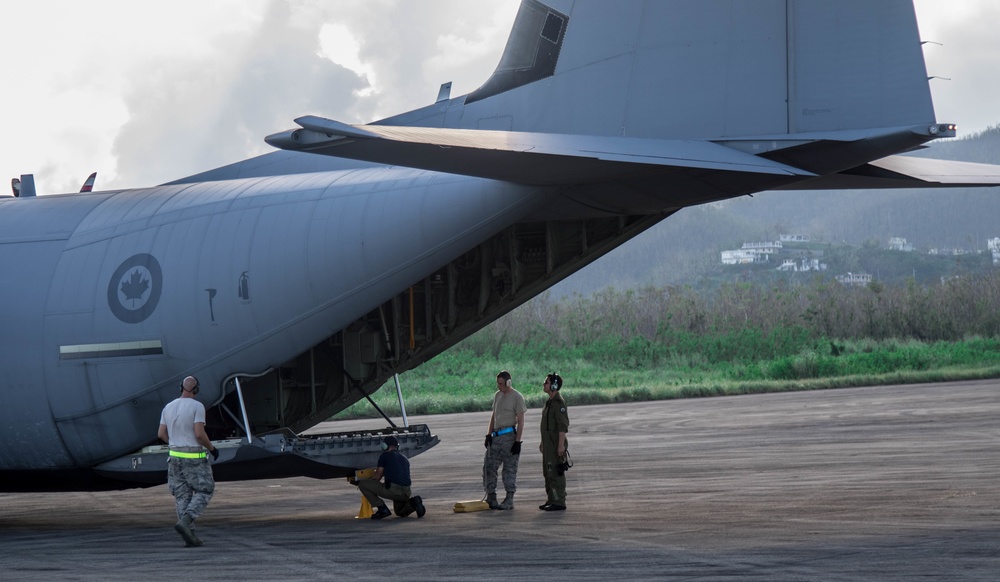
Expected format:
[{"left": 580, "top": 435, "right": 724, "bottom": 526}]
[{"left": 410, "top": 496, "right": 426, "bottom": 518}]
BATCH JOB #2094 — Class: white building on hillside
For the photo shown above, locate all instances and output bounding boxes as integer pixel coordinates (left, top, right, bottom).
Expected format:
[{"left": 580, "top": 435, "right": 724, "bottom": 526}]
[
  {"left": 778, "top": 258, "right": 827, "bottom": 272},
  {"left": 722, "top": 249, "right": 768, "bottom": 265},
  {"left": 836, "top": 272, "right": 873, "bottom": 287},
  {"left": 741, "top": 241, "right": 782, "bottom": 254},
  {"left": 888, "top": 237, "right": 914, "bottom": 251}
]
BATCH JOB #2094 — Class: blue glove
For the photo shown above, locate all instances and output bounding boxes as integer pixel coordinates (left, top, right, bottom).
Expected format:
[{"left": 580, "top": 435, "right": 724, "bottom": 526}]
[
  {"left": 485, "top": 435, "right": 493, "bottom": 448},
  {"left": 209, "top": 448, "right": 219, "bottom": 461},
  {"left": 511, "top": 441, "right": 522, "bottom": 455}
]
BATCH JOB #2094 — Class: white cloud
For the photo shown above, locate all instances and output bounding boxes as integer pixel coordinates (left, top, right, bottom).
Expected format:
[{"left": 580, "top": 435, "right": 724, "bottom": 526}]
[
  {"left": 1, "top": 0, "right": 997, "bottom": 195},
  {"left": 913, "top": 0, "right": 1000, "bottom": 136}
]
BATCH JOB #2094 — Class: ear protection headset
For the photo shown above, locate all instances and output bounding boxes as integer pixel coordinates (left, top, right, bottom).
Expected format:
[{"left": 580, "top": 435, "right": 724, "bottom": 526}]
[
  {"left": 381, "top": 436, "right": 398, "bottom": 451},
  {"left": 180, "top": 376, "right": 200, "bottom": 395},
  {"left": 548, "top": 373, "right": 561, "bottom": 391}
]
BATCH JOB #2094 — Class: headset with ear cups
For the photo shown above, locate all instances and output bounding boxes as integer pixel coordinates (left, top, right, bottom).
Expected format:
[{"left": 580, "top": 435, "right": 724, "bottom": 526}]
[
  {"left": 179, "top": 376, "right": 200, "bottom": 395},
  {"left": 548, "top": 373, "right": 561, "bottom": 391}
]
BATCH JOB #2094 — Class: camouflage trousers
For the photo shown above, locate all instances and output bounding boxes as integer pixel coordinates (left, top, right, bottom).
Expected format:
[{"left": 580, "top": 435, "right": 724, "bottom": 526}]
[
  {"left": 483, "top": 432, "right": 519, "bottom": 494},
  {"left": 167, "top": 457, "right": 215, "bottom": 523}
]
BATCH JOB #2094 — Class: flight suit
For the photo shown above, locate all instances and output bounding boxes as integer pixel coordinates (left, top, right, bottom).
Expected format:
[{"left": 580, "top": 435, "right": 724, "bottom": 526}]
[{"left": 540, "top": 391, "right": 570, "bottom": 506}]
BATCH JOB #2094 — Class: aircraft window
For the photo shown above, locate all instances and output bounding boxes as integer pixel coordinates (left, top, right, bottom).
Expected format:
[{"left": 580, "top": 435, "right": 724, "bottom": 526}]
[{"left": 541, "top": 13, "right": 564, "bottom": 44}]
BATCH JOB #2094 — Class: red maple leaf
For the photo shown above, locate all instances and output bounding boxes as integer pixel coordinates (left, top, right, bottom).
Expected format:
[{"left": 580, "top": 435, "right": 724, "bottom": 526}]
[{"left": 120, "top": 269, "right": 150, "bottom": 305}]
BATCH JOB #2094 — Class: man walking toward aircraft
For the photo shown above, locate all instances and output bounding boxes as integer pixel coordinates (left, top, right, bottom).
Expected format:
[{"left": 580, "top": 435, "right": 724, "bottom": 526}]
[
  {"left": 158, "top": 376, "right": 219, "bottom": 547},
  {"left": 357, "top": 435, "right": 426, "bottom": 519},
  {"left": 483, "top": 370, "right": 527, "bottom": 509}
]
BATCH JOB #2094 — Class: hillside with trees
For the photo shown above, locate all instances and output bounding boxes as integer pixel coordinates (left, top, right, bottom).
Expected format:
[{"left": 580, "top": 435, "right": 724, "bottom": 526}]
[{"left": 552, "top": 125, "right": 1000, "bottom": 296}]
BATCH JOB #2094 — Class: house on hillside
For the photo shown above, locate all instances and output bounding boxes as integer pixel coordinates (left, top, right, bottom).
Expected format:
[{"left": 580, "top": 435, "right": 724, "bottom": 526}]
[
  {"left": 780, "top": 234, "right": 810, "bottom": 243},
  {"left": 888, "top": 237, "right": 914, "bottom": 251},
  {"left": 721, "top": 249, "right": 768, "bottom": 265},
  {"left": 836, "top": 272, "right": 873, "bottom": 287},
  {"left": 929, "top": 247, "right": 969, "bottom": 256},
  {"left": 721, "top": 241, "right": 782, "bottom": 265},
  {"left": 742, "top": 241, "right": 783, "bottom": 254},
  {"left": 777, "top": 258, "right": 827, "bottom": 272},
  {"left": 989, "top": 237, "right": 1000, "bottom": 265}
]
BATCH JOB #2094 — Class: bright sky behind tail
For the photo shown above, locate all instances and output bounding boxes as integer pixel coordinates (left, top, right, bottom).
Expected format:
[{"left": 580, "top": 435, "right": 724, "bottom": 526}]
[{"left": 0, "top": 1, "right": 997, "bottom": 195}]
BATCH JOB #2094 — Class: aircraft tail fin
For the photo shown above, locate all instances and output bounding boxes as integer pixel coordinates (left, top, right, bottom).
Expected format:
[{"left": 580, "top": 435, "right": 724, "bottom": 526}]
[
  {"left": 10, "top": 178, "right": 19, "bottom": 197},
  {"left": 16, "top": 175, "right": 36, "bottom": 198},
  {"left": 79, "top": 172, "right": 97, "bottom": 193},
  {"left": 458, "top": 0, "right": 935, "bottom": 140}
]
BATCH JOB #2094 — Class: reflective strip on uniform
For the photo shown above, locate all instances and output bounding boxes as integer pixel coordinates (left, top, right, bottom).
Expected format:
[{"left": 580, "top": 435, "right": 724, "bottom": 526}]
[{"left": 169, "top": 450, "right": 207, "bottom": 459}]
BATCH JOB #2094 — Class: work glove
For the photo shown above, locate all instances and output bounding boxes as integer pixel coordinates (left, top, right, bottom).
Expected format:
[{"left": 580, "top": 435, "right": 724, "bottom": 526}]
[
  {"left": 209, "top": 448, "right": 219, "bottom": 461},
  {"left": 484, "top": 435, "right": 493, "bottom": 448},
  {"left": 511, "top": 441, "right": 522, "bottom": 455}
]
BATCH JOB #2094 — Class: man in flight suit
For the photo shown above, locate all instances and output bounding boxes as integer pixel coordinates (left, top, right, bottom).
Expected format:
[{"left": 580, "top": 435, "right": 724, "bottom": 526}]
[
  {"left": 539, "top": 373, "right": 569, "bottom": 511},
  {"left": 158, "top": 375, "right": 219, "bottom": 547},
  {"left": 483, "top": 370, "right": 527, "bottom": 509}
]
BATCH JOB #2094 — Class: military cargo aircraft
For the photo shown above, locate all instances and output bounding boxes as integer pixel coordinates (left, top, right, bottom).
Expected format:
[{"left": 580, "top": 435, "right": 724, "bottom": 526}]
[{"left": 2, "top": 0, "right": 999, "bottom": 492}]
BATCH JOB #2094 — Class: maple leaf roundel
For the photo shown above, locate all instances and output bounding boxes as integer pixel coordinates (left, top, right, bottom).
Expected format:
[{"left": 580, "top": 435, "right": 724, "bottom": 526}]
[{"left": 107, "top": 253, "right": 163, "bottom": 324}]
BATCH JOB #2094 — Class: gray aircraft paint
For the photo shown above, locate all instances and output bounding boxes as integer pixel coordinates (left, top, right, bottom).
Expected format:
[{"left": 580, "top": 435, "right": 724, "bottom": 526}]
[
  {"left": 3, "top": 171, "right": 550, "bottom": 470},
  {"left": 2, "top": 0, "right": 999, "bottom": 490}
]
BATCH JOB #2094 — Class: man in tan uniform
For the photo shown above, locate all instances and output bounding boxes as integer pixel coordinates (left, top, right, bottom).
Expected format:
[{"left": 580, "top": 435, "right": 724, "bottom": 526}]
[{"left": 482, "top": 370, "right": 526, "bottom": 509}]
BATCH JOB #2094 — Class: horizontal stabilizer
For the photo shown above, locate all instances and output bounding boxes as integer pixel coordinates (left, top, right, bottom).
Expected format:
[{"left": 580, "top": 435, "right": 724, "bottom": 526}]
[
  {"left": 265, "top": 117, "right": 813, "bottom": 186},
  {"left": 294, "top": 115, "right": 380, "bottom": 140},
  {"left": 774, "top": 156, "right": 1000, "bottom": 191}
]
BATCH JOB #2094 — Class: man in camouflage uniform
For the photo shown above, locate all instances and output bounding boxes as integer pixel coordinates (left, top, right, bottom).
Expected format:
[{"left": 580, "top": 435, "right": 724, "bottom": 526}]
[
  {"left": 158, "top": 376, "right": 219, "bottom": 547},
  {"left": 539, "top": 373, "right": 569, "bottom": 511},
  {"left": 483, "top": 370, "right": 527, "bottom": 509}
]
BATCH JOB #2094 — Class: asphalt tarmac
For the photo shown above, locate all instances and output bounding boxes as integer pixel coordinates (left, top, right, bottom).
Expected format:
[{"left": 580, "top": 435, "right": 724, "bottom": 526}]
[{"left": 1, "top": 380, "right": 997, "bottom": 581}]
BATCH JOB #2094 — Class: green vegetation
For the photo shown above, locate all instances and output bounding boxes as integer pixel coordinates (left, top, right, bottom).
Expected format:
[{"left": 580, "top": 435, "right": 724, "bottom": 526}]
[{"left": 336, "top": 273, "right": 1000, "bottom": 419}]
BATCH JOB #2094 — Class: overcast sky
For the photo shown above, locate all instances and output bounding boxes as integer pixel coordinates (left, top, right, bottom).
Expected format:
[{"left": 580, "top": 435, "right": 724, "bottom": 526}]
[{"left": 1, "top": 1, "right": 997, "bottom": 195}]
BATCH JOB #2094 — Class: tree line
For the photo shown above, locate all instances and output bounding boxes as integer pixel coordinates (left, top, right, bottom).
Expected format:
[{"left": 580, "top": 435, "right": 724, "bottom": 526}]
[{"left": 465, "top": 272, "right": 1000, "bottom": 364}]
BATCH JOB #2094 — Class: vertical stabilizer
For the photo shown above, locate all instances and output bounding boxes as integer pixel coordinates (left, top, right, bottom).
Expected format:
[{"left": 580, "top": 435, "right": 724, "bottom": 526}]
[
  {"left": 786, "top": 1, "right": 933, "bottom": 133},
  {"left": 460, "top": 0, "right": 935, "bottom": 139},
  {"left": 79, "top": 172, "right": 97, "bottom": 193},
  {"left": 18, "top": 175, "right": 36, "bottom": 198}
]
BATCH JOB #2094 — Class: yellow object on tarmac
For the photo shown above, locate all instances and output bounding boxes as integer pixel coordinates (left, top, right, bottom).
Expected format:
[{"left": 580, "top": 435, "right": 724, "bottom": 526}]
[
  {"left": 453, "top": 500, "right": 491, "bottom": 513},
  {"left": 352, "top": 468, "right": 377, "bottom": 519}
]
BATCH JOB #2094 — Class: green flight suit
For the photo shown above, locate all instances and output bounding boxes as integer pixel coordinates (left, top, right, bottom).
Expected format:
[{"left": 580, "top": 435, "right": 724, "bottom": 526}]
[{"left": 540, "top": 391, "right": 570, "bottom": 506}]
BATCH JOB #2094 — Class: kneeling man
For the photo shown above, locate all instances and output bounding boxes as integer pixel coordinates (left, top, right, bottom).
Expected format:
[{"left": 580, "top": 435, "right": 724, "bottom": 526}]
[{"left": 358, "top": 436, "right": 426, "bottom": 520}]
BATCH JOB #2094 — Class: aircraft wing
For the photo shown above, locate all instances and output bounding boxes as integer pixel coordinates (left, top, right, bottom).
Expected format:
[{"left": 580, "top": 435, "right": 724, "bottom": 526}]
[
  {"left": 265, "top": 116, "right": 814, "bottom": 186},
  {"left": 773, "top": 155, "right": 1000, "bottom": 191}
]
